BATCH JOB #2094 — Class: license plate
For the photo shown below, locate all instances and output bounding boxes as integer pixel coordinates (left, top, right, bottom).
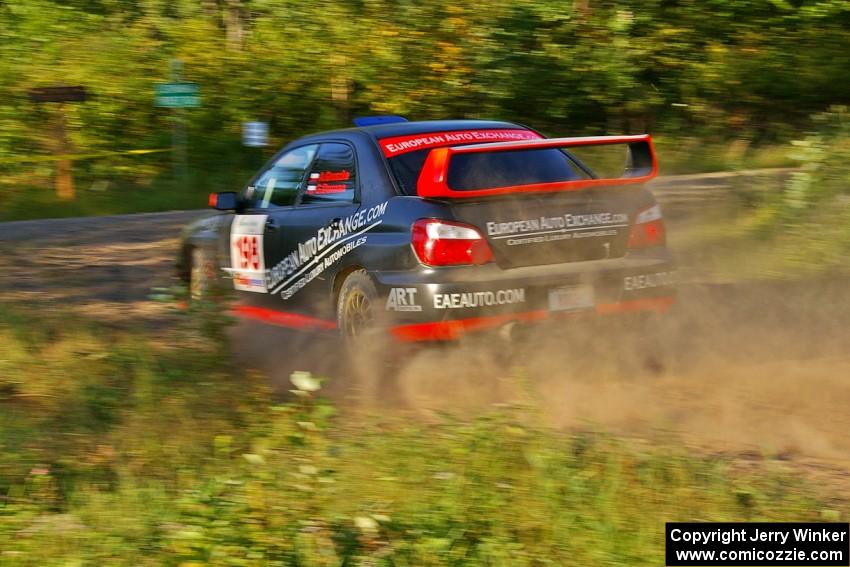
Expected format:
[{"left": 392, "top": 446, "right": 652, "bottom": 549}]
[{"left": 548, "top": 284, "right": 595, "bottom": 312}]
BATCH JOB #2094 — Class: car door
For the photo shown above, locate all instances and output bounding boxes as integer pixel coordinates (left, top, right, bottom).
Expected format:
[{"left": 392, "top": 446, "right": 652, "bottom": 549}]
[
  {"left": 227, "top": 143, "right": 319, "bottom": 308},
  {"left": 266, "top": 141, "right": 361, "bottom": 318}
]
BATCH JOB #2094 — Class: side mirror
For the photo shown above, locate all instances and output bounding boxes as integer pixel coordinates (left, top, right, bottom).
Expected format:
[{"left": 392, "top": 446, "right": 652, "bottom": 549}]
[{"left": 208, "top": 191, "right": 239, "bottom": 210}]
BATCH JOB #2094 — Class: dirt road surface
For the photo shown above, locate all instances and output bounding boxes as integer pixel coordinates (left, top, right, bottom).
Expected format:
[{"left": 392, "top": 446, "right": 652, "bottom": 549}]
[{"left": 1, "top": 170, "right": 849, "bottom": 497}]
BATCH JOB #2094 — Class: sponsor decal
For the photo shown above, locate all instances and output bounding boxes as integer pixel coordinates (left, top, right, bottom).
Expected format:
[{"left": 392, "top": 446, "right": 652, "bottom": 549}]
[
  {"left": 385, "top": 288, "right": 422, "bottom": 312},
  {"left": 306, "top": 170, "right": 351, "bottom": 194},
  {"left": 486, "top": 212, "right": 628, "bottom": 247},
  {"left": 623, "top": 271, "right": 675, "bottom": 291},
  {"left": 380, "top": 129, "right": 541, "bottom": 157},
  {"left": 234, "top": 274, "right": 265, "bottom": 288},
  {"left": 268, "top": 201, "right": 389, "bottom": 299},
  {"left": 572, "top": 229, "right": 619, "bottom": 239},
  {"left": 313, "top": 170, "right": 350, "bottom": 182},
  {"left": 564, "top": 212, "right": 628, "bottom": 228},
  {"left": 307, "top": 183, "right": 347, "bottom": 194},
  {"left": 433, "top": 288, "right": 526, "bottom": 309},
  {"left": 280, "top": 237, "right": 367, "bottom": 300},
  {"left": 229, "top": 214, "right": 268, "bottom": 293}
]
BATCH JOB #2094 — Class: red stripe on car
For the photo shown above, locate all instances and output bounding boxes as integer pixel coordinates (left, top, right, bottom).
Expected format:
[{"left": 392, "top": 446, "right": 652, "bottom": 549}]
[
  {"left": 391, "top": 296, "right": 674, "bottom": 342},
  {"left": 391, "top": 310, "right": 549, "bottom": 342},
  {"left": 595, "top": 296, "right": 674, "bottom": 315},
  {"left": 231, "top": 305, "right": 337, "bottom": 330}
]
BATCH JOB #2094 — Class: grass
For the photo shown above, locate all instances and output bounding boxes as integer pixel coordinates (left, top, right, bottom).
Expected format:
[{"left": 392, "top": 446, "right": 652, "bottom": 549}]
[
  {"left": 673, "top": 206, "right": 850, "bottom": 282},
  {"left": 669, "top": 126, "right": 850, "bottom": 281},
  {"left": 0, "top": 140, "right": 798, "bottom": 222},
  {"left": 653, "top": 136, "right": 797, "bottom": 176},
  {"left": 0, "top": 147, "right": 265, "bottom": 222},
  {"left": 0, "top": 301, "right": 838, "bottom": 565},
  {"left": 0, "top": 171, "right": 247, "bottom": 222}
]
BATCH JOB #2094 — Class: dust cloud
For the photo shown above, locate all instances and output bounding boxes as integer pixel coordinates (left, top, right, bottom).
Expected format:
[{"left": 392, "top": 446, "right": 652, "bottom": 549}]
[{"left": 300, "top": 279, "right": 850, "bottom": 464}]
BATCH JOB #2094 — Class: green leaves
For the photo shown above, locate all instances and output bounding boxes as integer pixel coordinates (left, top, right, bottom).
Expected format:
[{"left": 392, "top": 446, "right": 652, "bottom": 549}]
[{"left": 2, "top": 0, "right": 849, "bottom": 171}]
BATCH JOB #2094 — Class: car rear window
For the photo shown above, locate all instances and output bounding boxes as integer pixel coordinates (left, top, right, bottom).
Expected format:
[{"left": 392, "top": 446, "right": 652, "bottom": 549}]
[
  {"left": 384, "top": 131, "right": 587, "bottom": 195},
  {"left": 446, "top": 148, "right": 583, "bottom": 191}
]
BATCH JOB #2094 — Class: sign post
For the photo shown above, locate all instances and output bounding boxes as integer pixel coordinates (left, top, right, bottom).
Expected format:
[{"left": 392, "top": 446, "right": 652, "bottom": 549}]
[
  {"left": 155, "top": 61, "right": 200, "bottom": 181},
  {"left": 28, "top": 86, "right": 88, "bottom": 200}
]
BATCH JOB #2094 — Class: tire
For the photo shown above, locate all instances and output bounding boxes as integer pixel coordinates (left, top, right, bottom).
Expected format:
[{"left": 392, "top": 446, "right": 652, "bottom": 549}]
[
  {"left": 335, "top": 269, "right": 379, "bottom": 341},
  {"left": 335, "top": 270, "right": 408, "bottom": 406},
  {"left": 189, "top": 247, "right": 214, "bottom": 301}
]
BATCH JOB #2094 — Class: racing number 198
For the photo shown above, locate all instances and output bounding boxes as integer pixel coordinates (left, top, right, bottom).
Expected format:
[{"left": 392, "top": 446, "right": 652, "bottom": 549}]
[{"left": 236, "top": 235, "right": 260, "bottom": 270}]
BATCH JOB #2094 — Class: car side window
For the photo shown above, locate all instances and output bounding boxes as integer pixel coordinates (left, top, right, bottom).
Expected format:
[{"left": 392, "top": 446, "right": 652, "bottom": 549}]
[
  {"left": 300, "top": 142, "right": 357, "bottom": 205},
  {"left": 246, "top": 144, "right": 319, "bottom": 208}
]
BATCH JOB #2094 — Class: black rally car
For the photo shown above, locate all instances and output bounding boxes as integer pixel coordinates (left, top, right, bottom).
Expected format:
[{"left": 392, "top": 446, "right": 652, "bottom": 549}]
[{"left": 178, "top": 118, "right": 674, "bottom": 342}]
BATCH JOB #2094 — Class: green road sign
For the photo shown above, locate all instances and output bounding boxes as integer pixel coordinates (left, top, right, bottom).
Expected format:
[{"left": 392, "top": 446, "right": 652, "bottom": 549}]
[{"left": 155, "top": 82, "right": 200, "bottom": 108}]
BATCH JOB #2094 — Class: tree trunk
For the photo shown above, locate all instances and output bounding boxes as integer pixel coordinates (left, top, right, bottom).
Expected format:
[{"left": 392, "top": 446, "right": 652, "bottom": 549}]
[
  {"left": 225, "top": 0, "right": 245, "bottom": 49},
  {"left": 54, "top": 105, "right": 74, "bottom": 200},
  {"left": 574, "top": 0, "right": 591, "bottom": 21},
  {"left": 331, "top": 55, "right": 351, "bottom": 125}
]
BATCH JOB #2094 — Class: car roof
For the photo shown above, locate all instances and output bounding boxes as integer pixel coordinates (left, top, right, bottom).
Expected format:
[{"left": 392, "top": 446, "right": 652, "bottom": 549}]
[{"left": 296, "top": 119, "right": 533, "bottom": 144}]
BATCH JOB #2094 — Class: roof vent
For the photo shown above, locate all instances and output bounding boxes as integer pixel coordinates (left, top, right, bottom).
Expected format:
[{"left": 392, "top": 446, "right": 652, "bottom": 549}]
[{"left": 352, "top": 115, "right": 408, "bottom": 127}]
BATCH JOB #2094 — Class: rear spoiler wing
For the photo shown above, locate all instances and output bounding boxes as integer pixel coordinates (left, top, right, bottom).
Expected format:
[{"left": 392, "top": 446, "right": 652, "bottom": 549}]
[{"left": 416, "top": 134, "right": 658, "bottom": 199}]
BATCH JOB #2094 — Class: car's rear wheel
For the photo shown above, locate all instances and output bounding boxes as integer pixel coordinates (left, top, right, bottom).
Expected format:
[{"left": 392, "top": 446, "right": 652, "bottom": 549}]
[
  {"left": 336, "top": 269, "right": 378, "bottom": 340},
  {"left": 335, "top": 270, "right": 408, "bottom": 406}
]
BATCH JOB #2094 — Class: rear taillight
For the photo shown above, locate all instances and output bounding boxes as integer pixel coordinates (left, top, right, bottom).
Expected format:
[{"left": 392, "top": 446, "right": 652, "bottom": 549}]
[
  {"left": 412, "top": 219, "right": 494, "bottom": 266},
  {"left": 628, "top": 204, "right": 666, "bottom": 249}
]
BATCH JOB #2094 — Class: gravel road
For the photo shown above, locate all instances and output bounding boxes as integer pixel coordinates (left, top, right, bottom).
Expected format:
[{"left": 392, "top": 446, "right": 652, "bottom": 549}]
[
  {"left": 0, "top": 168, "right": 791, "bottom": 318},
  {"left": 0, "top": 210, "right": 204, "bottom": 322},
  {"left": 2, "top": 169, "right": 849, "bottom": 491}
]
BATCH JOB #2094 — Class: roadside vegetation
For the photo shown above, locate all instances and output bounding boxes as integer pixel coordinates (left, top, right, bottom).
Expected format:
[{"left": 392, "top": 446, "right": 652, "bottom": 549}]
[
  {"left": 1, "top": 1, "right": 849, "bottom": 220},
  {"left": 0, "top": 137, "right": 803, "bottom": 223},
  {"left": 2, "top": 3, "right": 848, "bottom": 563},
  {"left": 673, "top": 107, "right": 850, "bottom": 280},
  {"left": 746, "top": 107, "right": 850, "bottom": 275},
  {"left": 0, "top": 302, "right": 838, "bottom": 565}
]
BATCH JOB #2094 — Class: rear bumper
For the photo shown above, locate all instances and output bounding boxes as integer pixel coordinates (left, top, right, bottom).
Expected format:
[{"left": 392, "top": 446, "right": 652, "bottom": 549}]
[
  {"left": 373, "top": 250, "right": 676, "bottom": 342},
  {"left": 389, "top": 296, "right": 673, "bottom": 342}
]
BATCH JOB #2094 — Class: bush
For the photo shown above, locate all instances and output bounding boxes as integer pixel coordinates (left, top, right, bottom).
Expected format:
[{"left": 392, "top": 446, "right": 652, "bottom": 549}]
[
  {"left": 0, "top": 303, "right": 832, "bottom": 564},
  {"left": 748, "top": 106, "right": 850, "bottom": 275}
]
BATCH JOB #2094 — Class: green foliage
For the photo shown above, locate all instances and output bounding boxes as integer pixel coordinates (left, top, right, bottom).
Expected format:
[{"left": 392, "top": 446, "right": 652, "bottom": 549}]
[
  {"left": 0, "top": 303, "right": 833, "bottom": 565},
  {"left": 1, "top": 0, "right": 849, "bottom": 219},
  {"left": 781, "top": 107, "right": 850, "bottom": 216},
  {"left": 734, "top": 106, "right": 850, "bottom": 275},
  {"left": 664, "top": 106, "right": 850, "bottom": 280}
]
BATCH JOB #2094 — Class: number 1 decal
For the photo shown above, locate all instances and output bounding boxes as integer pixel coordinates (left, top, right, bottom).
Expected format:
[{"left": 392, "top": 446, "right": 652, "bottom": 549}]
[{"left": 230, "top": 214, "right": 268, "bottom": 293}]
